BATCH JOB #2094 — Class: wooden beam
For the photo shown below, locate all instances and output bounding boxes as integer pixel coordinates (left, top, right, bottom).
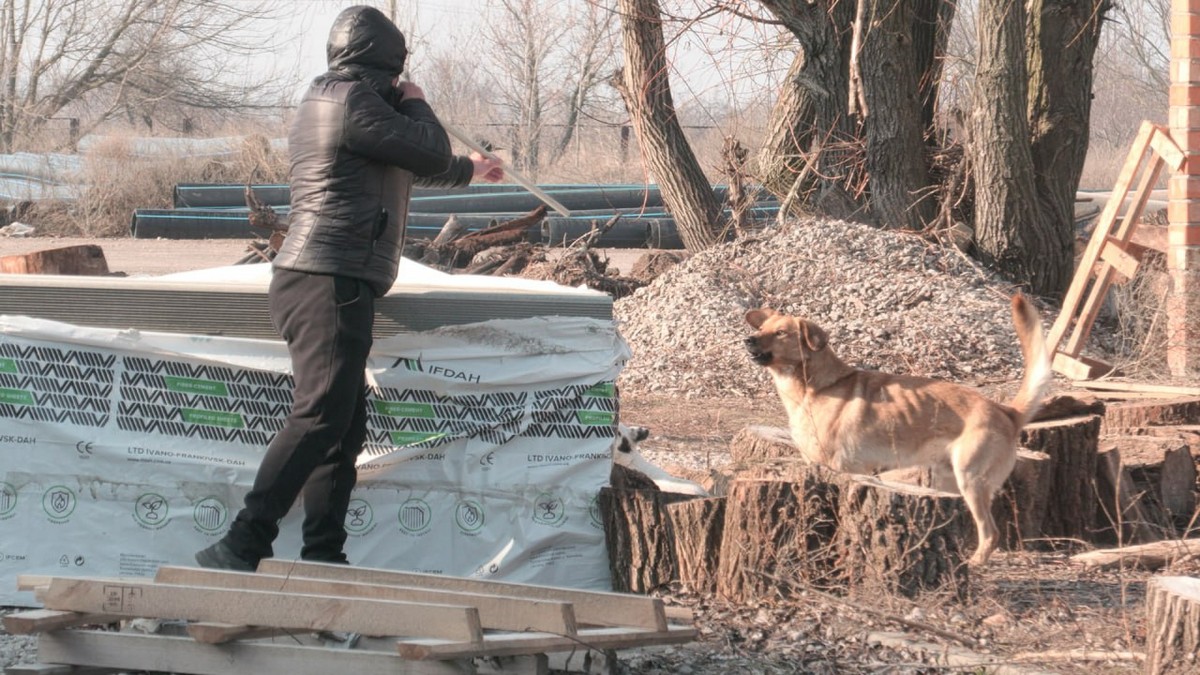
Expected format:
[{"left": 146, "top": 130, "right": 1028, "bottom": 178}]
[
  {"left": 394, "top": 625, "right": 698, "bottom": 661},
  {"left": 18, "top": 575, "right": 53, "bottom": 591},
  {"left": 257, "top": 559, "right": 668, "bottom": 632},
  {"left": 1099, "top": 237, "right": 1142, "bottom": 282},
  {"left": 38, "top": 577, "right": 483, "bottom": 643},
  {"left": 154, "top": 566, "right": 578, "bottom": 637},
  {"left": 1053, "top": 353, "right": 1109, "bottom": 380},
  {"left": 1151, "top": 125, "right": 1187, "bottom": 172},
  {"left": 37, "top": 631, "right": 470, "bottom": 675},
  {"left": 185, "top": 623, "right": 290, "bottom": 644},
  {"left": 2, "top": 610, "right": 121, "bottom": 635}
]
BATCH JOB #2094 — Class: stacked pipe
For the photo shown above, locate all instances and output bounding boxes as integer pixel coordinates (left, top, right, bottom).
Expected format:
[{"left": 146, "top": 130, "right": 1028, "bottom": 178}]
[{"left": 132, "top": 183, "right": 780, "bottom": 249}]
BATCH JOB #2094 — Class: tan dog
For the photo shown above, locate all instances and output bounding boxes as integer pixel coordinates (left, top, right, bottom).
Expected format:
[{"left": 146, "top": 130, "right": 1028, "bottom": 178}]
[{"left": 743, "top": 295, "right": 1051, "bottom": 565}]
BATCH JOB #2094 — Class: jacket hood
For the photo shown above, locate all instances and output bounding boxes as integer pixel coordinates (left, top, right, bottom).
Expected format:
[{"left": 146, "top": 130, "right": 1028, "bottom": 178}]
[{"left": 326, "top": 6, "right": 408, "bottom": 78}]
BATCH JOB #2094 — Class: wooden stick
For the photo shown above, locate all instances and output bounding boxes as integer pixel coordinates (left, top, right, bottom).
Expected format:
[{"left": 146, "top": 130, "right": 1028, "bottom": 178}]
[{"left": 439, "top": 119, "right": 573, "bottom": 217}]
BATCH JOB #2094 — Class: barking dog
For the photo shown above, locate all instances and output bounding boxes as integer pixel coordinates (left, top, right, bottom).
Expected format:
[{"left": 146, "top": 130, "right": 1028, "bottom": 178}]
[{"left": 743, "top": 295, "right": 1051, "bottom": 565}]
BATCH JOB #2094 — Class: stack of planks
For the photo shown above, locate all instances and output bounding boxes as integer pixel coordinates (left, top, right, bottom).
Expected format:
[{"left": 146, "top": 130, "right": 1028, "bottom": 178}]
[{"left": 4, "top": 560, "right": 696, "bottom": 675}]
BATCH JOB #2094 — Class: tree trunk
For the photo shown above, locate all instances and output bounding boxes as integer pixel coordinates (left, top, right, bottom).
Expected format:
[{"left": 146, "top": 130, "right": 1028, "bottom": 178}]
[
  {"left": 1102, "top": 398, "right": 1200, "bottom": 432},
  {"left": 729, "top": 425, "right": 796, "bottom": 463},
  {"left": 991, "top": 449, "right": 1054, "bottom": 549},
  {"left": 1145, "top": 577, "right": 1200, "bottom": 675},
  {"left": 754, "top": 1, "right": 858, "bottom": 220},
  {"left": 665, "top": 497, "right": 725, "bottom": 595},
  {"left": 857, "top": 0, "right": 935, "bottom": 230},
  {"left": 613, "top": 0, "right": 724, "bottom": 251}
]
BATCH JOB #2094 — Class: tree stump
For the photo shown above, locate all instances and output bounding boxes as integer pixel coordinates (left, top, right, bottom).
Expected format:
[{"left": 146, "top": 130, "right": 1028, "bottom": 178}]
[
  {"left": 715, "top": 474, "right": 841, "bottom": 601},
  {"left": 1103, "top": 397, "right": 1200, "bottom": 432},
  {"left": 729, "top": 425, "right": 796, "bottom": 462},
  {"left": 708, "top": 456, "right": 813, "bottom": 496},
  {"left": 598, "top": 487, "right": 698, "bottom": 593},
  {"left": 835, "top": 475, "right": 972, "bottom": 600},
  {"left": 1093, "top": 443, "right": 1170, "bottom": 546},
  {"left": 1145, "top": 576, "right": 1200, "bottom": 675},
  {"left": 1114, "top": 434, "right": 1197, "bottom": 528},
  {"left": 0, "top": 245, "right": 109, "bottom": 275},
  {"left": 664, "top": 497, "right": 725, "bottom": 594},
  {"left": 1020, "top": 415, "right": 1102, "bottom": 543}
]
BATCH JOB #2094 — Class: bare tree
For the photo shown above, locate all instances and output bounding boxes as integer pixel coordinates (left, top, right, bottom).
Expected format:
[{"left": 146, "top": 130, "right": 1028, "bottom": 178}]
[
  {"left": 614, "top": 0, "right": 724, "bottom": 250},
  {"left": 0, "top": 0, "right": 290, "bottom": 151},
  {"left": 553, "top": 0, "right": 619, "bottom": 158}
]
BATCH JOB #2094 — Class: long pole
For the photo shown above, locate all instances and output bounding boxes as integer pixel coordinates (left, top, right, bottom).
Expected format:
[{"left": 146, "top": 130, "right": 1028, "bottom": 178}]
[{"left": 439, "top": 120, "right": 573, "bottom": 218}]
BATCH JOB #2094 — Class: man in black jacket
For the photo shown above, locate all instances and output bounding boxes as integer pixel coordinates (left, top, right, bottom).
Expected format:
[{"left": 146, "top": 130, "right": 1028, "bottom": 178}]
[{"left": 196, "top": 5, "right": 503, "bottom": 571}]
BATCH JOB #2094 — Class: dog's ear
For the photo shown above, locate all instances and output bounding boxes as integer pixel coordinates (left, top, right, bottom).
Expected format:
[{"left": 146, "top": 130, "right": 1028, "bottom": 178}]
[
  {"left": 746, "top": 308, "right": 776, "bottom": 329},
  {"left": 800, "top": 321, "right": 828, "bottom": 352}
]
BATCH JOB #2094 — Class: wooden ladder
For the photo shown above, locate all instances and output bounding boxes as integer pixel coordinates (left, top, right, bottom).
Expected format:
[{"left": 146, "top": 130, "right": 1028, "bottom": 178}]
[{"left": 1048, "top": 121, "right": 1186, "bottom": 380}]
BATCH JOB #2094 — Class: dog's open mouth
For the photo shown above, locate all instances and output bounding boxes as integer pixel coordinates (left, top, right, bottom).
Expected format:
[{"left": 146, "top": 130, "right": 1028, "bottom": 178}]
[{"left": 743, "top": 337, "right": 771, "bottom": 365}]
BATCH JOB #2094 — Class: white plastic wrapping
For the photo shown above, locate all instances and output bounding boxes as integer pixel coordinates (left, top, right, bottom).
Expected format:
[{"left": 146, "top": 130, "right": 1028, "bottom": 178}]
[{"left": 0, "top": 313, "right": 630, "bottom": 606}]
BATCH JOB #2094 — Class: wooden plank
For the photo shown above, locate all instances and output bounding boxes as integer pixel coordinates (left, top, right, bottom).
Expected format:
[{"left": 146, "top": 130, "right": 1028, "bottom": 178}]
[
  {"left": 395, "top": 625, "right": 698, "bottom": 661},
  {"left": 1099, "top": 237, "right": 1141, "bottom": 282},
  {"left": 38, "top": 577, "right": 482, "bottom": 643},
  {"left": 1151, "top": 125, "right": 1187, "bottom": 172},
  {"left": 257, "top": 559, "right": 668, "bottom": 632},
  {"left": 1074, "top": 381, "right": 1200, "bottom": 397},
  {"left": 1053, "top": 353, "right": 1107, "bottom": 380},
  {"left": 2, "top": 610, "right": 121, "bottom": 635},
  {"left": 1047, "top": 121, "right": 1155, "bottom": 354},
  {"left": 185, "top": 622, "right": 290, "bottom": 644},
  {"left": 4, "top": 664, "right": 116, "bottom": 675},
  {"left": 154, "top": 566, "right": 578, "bottom": 637},
  {"left": 0, "top": 245, "right": 109, "bottom": 276},
  {"left": 18, "top": 574, "right": 53, "bottom": 591},
  {"left": 36, "top": 631, "right": 468, "bottom": 675}
]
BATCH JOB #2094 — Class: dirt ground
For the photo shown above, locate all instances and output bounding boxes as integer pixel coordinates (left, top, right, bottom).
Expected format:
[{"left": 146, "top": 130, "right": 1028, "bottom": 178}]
[{"left": 0, "top": 235, "right": 1175, "bottom": 673}]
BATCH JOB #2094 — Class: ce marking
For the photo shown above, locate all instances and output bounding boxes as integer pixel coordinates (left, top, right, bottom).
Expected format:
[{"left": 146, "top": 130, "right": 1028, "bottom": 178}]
[
  {"left": 75, "top": 441, "right": 95, "bottom": 456},
  {"left": 479, "top": 451, "right": 495, "bottom": 467}
]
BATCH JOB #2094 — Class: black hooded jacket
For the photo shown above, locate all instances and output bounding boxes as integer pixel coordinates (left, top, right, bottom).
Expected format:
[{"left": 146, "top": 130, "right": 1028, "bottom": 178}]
[{"left": 274, "top": 5, "right": 473, "bottom": 296}]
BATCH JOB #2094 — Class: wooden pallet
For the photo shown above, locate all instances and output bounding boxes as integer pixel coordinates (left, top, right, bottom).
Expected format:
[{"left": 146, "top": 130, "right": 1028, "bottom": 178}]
[{"left": 4, "top": 561, "right": 696, "bottom": 675}]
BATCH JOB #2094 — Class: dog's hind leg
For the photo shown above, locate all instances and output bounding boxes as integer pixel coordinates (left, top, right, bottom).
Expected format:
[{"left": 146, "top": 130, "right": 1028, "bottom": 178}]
[{"left": 951, "top": 439, "right": 1016, "bottom": 566}]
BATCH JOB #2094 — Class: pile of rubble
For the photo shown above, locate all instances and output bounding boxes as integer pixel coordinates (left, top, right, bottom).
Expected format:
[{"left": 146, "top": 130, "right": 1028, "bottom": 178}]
[{"left": 614, "top": 217, "right": 1053, "bottom": 399}]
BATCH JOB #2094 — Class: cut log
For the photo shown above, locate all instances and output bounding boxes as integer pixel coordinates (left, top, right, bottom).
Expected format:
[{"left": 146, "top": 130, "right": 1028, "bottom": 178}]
[
  {"left": 715, "top": 474, "right": 841, "bottom": 602},
  {"left": 835, "top": 475, "right": 972, "bottom": 600},
  {"left": 1020, "top": 415, "right": 1102, "bottom": 543},
  {"left": 728, "top": 425, "right": 796, "bottom": 462},
  {"left": 1093, "top": 442, "right": 1169, "bottom": 546},
  {"left": 1103, "top": 397, "right": 1200, "bottom": 432},
  {"left": 664, "top": 497, "right": 725, "bottom": 595},
  {"left": 1145, "top": 576, "right": 1200, "bottom": 675},
  {"left": 1072, "top": 538, "right": 1200, "bottom": 571},
  {"left": 0, "top": 245, "right": 109, "bottom": 275},
  {"left": 707, "top": 456, "right": 813, "bottom": 497},
  {"left": 598, "top": 487, "right": 698, "bottom": 594}
]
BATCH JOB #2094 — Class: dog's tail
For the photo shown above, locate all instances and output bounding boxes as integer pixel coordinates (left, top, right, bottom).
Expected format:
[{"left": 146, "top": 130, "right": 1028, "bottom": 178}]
[{"left": 1006, "top": 294, "right": 1052, "bottom": 427}]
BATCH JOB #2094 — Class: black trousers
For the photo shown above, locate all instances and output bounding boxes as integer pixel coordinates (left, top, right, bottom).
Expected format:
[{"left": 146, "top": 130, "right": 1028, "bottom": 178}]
[{"left": 224, "top": 268, "right": 375, "bottom": 564}]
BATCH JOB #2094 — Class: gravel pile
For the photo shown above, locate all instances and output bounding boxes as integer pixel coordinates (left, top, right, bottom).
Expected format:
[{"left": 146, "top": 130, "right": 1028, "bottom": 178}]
[{"left": 614, "top": 217, "right": 1047, "bottom": 398}]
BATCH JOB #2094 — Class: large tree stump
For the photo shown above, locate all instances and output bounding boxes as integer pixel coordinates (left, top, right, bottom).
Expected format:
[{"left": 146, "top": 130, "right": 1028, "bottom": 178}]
[
  {"left": 664, "top": 497, "right": 725, "bottom": 595},
  {"left": 1114, "top": 435, "right": 1197, "bottom": 528},
  {"left": 0, "top": 244, "right": 109, "bottom": 275},
  {"left": 598, "top": 487, "right": 697, "bottom": 593},
  {"left": 1145, "top": 576, "right": 1200, "bottom": 675},
  {"left": 835, "top": 475, "right": 972, "bottom": 600},
  {"left": 1020, "top": 415, "right": 1102, "bottom": 543},
  {"left": 1093, "top": 444, "right": 1171, "bottom": 546},
  {"left": 1104, "top": 397, "right": 1200, "bottom": 432},
  {"left": 715, "top": 474, "right": 841, "bottom": 601}
]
